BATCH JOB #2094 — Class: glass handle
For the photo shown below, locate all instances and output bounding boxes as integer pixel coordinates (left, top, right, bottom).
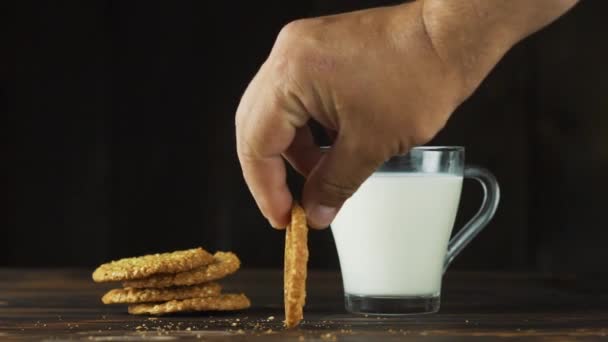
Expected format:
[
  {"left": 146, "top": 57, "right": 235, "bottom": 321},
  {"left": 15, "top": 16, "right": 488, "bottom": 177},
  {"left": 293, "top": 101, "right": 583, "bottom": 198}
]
[{"left": 444, "top": 166, "right": 500, "bottom": 272}]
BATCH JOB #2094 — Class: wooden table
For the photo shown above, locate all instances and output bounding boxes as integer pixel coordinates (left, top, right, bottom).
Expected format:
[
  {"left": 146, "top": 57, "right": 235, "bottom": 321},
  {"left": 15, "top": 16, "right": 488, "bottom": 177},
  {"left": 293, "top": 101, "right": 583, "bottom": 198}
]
[{"left": 1, "top": 269, "right": 608, "bottom": 341}]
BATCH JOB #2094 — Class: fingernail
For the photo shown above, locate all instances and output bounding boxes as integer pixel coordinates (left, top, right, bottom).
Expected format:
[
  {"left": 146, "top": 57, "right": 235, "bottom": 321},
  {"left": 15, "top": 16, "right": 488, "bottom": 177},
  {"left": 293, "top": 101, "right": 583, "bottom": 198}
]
[
  {"left": 267, "top": 217, "right": 287, "bottom": 230},
  {"left": 307, "top": 204, "right": 338, "bottom": 229}
]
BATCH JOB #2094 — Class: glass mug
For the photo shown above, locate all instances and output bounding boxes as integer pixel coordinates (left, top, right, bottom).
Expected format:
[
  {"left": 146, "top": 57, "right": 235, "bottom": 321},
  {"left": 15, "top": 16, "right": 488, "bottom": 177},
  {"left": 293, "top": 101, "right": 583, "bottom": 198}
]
[{"left": 330, "top": 146, "right": 500, "bottom": 315}]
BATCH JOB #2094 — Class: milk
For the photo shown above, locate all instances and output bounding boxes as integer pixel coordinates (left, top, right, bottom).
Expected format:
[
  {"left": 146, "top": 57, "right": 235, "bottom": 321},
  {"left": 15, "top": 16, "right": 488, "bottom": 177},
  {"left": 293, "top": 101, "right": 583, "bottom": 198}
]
[{"left": 331, "top": 173, "right": 463, "bottom": 297}]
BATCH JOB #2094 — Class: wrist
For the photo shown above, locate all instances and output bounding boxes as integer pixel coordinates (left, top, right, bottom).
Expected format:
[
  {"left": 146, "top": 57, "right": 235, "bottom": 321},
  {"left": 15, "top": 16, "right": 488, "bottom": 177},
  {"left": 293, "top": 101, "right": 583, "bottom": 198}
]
[
  {"left": 385, "top": 1, "right": 472, "bottom": 107},
  {"left": 385, "top": 1, "right": 512, "bottom": 104},
  {"left": 417, "top": 0, "right": 518, "bottom": 101},
  {"left": 391, "top": 0, "right": 578, "bottom": 102}
]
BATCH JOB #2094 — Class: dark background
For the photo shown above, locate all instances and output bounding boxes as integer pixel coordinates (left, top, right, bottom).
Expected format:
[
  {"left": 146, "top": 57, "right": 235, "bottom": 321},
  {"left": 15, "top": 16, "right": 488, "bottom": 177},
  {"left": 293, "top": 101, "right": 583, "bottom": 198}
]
[{"left": 2, "top": 1, "right": 607, "bottom": 272}]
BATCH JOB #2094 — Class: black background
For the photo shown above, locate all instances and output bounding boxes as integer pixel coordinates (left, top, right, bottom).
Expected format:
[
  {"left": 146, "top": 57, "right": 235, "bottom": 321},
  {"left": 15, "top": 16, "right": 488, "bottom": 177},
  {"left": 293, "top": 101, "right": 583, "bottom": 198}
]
[{"left": 3, "top": 1, "right": 607, "bottom": 272}]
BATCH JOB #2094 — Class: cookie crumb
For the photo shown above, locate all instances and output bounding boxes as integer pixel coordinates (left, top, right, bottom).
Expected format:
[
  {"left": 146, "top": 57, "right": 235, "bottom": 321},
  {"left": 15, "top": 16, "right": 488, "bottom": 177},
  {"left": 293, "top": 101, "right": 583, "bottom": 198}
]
[{"left": 320, "top": 332, "right": 337, "bottom": 341}]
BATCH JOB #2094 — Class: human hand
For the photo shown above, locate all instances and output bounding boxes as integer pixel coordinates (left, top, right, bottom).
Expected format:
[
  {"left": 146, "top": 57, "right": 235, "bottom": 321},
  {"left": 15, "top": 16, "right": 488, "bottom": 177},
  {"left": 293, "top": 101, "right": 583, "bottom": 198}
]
[{"left": 235, "top": 0, "right": 577, "bottom": 229}]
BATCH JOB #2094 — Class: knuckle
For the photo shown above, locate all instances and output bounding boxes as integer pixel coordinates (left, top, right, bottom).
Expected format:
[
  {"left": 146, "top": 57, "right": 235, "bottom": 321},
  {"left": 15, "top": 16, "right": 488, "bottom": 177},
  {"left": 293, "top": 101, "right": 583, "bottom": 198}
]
[
  {"left": 410, "top": 120, "right": 441, "bottom": 146},
  {"left": 276, "top": 19, "right": 310, "bottom": 47},
  {"left": 273, "top": 19, "right": 317, "bottom": 69},
  {"left": 351, "top": 138, "right": 388, "bottom": 167},
  {"left": 413, "top": 128, "right": 435, "bottom": 146},
  {"left": 396, "top": 140, "right": 411, "bottom": 155},
  {"left": 237, "top": 139, "right": 257, "bottom": 161},
  {"left": 359, "top": 146, "right": 385, "bottom": 169},
  {"left": 268, "top": 28, "right": 309, "bottom": 92}
]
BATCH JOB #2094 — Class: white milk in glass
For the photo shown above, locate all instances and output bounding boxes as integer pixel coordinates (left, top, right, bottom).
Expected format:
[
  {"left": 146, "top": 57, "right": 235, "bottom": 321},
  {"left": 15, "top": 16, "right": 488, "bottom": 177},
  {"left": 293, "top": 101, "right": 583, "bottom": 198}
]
[{"left": 331, "top": 173, "right": 463, "bottom": 297}]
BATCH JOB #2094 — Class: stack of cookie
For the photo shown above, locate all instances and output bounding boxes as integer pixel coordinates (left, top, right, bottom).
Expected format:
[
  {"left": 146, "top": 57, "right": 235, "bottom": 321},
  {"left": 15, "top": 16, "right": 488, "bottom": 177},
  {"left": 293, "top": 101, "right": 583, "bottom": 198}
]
[{"left": 92, "top": 247, "right": 250, "bottom": 315}]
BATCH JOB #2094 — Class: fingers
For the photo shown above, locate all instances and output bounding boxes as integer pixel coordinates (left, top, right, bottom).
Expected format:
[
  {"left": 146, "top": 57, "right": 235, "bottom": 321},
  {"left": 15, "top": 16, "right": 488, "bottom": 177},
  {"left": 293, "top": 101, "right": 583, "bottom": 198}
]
[
  {"left": 282, "top": 126, "right": 323, "bottom": 177},
  {"left": 302, "top": 136, "right": 388, "bottom": 229},
  {"left": 239, "top": 150, "right": 294, "bottom": 229},
  {"left": 236, "top": 71, "right": 307, "bottom": 229}
]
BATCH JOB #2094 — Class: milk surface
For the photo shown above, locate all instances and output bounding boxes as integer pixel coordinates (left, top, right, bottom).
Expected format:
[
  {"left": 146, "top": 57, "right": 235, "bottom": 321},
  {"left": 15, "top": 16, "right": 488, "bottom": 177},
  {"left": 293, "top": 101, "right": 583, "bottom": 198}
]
[{"left": 331, "top": 173, "right": 463, "bottom": 297}]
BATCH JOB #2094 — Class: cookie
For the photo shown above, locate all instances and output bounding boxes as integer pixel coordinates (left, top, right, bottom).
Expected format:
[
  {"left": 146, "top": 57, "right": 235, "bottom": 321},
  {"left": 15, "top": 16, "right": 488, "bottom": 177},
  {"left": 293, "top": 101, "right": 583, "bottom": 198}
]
[
  {"left": 101, "top": 282, "right": 222, "bottom": 304},
  {"left": 283, "top": 203, "right": 309, "bottom": 328},
  {"left": 127, "top": 293, "right": 251, "bottom": 315},
  {"left": 93, "top": 247, "right": 215, "bottom": 283},
  {"left": 124, "top": 251, "right": 240, "bottom": 288}
]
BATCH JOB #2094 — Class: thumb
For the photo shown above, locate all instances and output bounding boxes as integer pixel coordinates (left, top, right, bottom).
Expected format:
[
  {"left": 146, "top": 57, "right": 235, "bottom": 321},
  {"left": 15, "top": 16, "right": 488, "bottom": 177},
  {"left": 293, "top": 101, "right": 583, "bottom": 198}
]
[{"left": 302, "top": 138, "right": 386, "bottom": 229}]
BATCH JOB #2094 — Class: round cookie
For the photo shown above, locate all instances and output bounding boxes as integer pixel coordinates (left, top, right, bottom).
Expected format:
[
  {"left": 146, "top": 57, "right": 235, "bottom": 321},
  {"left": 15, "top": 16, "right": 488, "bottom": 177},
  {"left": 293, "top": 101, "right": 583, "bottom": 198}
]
[
  {"left": 93, "top": 247, "right": 215, "bottom": 282},
  {"left": 102, "top": 282, "right": 222, "bottom": 304},
  {"left": 123, "top": 252, "right": 240, "bottom": 288},
  {"left": 128, "top": 293, "right": 251, "bottom": 315}
]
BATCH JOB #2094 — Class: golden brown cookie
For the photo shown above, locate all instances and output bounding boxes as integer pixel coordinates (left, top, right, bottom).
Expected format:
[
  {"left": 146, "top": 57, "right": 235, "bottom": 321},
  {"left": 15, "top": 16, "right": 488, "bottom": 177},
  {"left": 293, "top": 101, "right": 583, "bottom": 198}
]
[
  {"left": 124, "top": 251, "right": 240, "bottom": 288},
  {"left": 92, "top": 247, "right": 215, "bottom": 283},
  {"left": 127, "top": 293, "right": 251, "bottom": 315},
  {"left": 283, "top": 203, "right": 309, "bottom": 328},
  {"left": 101, "top": 282, "right": 222, "bottom": 304}
]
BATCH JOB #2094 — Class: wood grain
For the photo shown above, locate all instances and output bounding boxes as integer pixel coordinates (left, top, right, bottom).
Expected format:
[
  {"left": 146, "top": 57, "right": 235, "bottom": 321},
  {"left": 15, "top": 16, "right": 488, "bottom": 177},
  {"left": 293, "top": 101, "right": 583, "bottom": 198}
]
[{"left": 1, "top": 269, "right": 608, "bottom": 341}]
